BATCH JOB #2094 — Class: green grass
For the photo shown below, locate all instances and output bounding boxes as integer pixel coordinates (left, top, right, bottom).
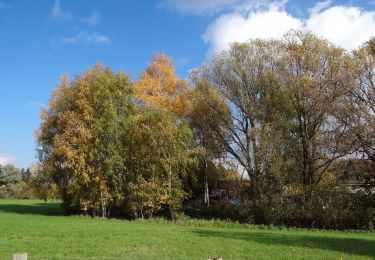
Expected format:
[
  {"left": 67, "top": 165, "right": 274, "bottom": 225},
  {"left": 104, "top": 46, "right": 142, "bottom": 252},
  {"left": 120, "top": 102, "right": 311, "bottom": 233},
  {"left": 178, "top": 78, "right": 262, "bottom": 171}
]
[{"left": 0, "top": 200, "right": 374, "bottom": 259}]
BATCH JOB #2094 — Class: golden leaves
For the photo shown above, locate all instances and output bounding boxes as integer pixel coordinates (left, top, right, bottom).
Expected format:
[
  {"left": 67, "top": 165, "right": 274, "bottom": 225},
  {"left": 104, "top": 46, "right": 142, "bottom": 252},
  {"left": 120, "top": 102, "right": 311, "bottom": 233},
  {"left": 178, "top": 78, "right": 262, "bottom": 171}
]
[{"left": 134, "top": 53, "right": 188, "bottom": 116}]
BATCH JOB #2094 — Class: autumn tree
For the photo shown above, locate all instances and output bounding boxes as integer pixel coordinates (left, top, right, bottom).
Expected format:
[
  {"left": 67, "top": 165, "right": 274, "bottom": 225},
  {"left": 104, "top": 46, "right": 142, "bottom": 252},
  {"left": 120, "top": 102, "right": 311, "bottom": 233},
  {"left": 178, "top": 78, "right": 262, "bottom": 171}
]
[
  {"left": 281, "top": 30, "right": 354, "bottom": 185},
  {"left": 191, "top": 39, "right": 289, "bottom": 222},
  {"left": 29, "top": 164, "right": 59, "bottom": 201},
  {"left": 186, "top": 81, "right": 230, "bottom": 206},
  {"left": 135, "top": 53, "right": 189, "bottom": 116},
  {"left": 126, "top": 54, "right": 199, "bottom": 219},
  {"left": 342, "top": 38, "right": 375, "bottom": 185},
  {"left": 37, "top": 64, "right": 133, "bottom": 216},
  {"left": 124, "top": 107, "right": 197, "bottom": 220}
]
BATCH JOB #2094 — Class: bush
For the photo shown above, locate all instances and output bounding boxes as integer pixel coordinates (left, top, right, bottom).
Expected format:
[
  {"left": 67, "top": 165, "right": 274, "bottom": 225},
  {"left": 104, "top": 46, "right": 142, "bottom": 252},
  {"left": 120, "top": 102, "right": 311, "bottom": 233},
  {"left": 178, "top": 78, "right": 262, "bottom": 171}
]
[{"left": 183, "top": 199, "right": 251, "bottom": 223}]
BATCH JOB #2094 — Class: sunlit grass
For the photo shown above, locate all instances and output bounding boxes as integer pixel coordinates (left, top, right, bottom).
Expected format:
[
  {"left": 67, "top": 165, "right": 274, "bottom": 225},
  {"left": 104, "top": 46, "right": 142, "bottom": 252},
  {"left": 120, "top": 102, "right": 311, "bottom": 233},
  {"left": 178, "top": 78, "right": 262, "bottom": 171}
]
[{"left": 0, "top": 200, "right": 374, "bottom": 259}]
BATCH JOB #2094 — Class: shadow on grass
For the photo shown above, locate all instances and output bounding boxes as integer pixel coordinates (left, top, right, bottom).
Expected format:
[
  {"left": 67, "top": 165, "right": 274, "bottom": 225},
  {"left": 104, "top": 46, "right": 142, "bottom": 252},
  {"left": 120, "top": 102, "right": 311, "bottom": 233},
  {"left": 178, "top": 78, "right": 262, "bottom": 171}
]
[
  {"left": 0, "top": 202, "right": 61, "bottom": 216},
  {"left": 194, "top": 229, "right": 375, "bottom": 257}
]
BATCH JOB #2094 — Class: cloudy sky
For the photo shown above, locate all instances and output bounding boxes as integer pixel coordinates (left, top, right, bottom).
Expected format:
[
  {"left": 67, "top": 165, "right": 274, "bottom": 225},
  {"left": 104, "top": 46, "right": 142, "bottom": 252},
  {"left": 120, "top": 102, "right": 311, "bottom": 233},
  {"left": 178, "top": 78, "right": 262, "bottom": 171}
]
[{"left": 0, "top": 0, "right": 374, "bottom": 168}]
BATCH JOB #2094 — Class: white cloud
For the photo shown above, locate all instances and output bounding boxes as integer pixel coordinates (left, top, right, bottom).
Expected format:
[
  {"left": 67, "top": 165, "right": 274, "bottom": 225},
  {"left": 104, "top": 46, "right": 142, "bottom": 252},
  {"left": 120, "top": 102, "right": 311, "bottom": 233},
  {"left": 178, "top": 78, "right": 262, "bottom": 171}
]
[
  {"left": 308, "top": 0, "right": 331, "bottom": 14},
  {"left": 83, "top": 10, "right": 101, "bottom": 26},
  {"left": 306, "top": 5, "right": 375, "bottom": 50},
  {"left": 51, "top": 0, "right": 103, "bottom": 27},
  {"left": 203, "top": 1, "right": 375, "bottom": 55},
  {"left": 51, "top": 0, "right": 74, "bottom": 21},
  {"left": 54, "top": 32, "right": 110, "bottom": 45},
  {"left": 203, "top": 7, "right": 301, "bottom": 54},
  {"left": 0, "top": 153, "right": 14, "bottom": 165}
]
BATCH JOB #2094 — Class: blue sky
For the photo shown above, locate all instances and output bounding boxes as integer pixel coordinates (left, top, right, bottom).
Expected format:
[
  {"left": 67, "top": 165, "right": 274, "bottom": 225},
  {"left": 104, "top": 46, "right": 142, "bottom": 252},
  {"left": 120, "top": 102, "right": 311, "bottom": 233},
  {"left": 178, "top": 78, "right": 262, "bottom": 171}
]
[{"left": 0, "top": 0, "right": 374, "bottom": 168}]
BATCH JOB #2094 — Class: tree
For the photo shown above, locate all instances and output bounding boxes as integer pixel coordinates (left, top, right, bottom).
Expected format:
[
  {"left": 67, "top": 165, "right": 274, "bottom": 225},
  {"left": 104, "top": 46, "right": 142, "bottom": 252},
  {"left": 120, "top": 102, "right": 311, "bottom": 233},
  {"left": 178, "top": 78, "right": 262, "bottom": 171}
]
[
  {"left": 21, "top": 168, "right": 31, "bottom": 182},
  {"left": 281, "top": 30, "right": 354, "bottom": 185},
  {"left": 124, "top": 107, "right": 197, "bottom": 220},
  {"left": 29, "top": 164, "right": 58, "bottom": 201},
  {"left": 0, "top": 164, "right": 23, "bottom": 198},
  {"left": 342, "top": 37, "right": 375, "bottom": 186},
  {"left": 0, "top": 164, "right": 22, "bottom": 186},
  {"left": 186, "top": 81, "right": 230, "bottom": 206},
  {"left": 36, "top": 64, "right": 134, "bottom": 216},
  {"left": 135, "top": 53, "right": 189, "bottom": 116},
  {"left": 191, "top": 39, "right": 288, "bottom": 223}
]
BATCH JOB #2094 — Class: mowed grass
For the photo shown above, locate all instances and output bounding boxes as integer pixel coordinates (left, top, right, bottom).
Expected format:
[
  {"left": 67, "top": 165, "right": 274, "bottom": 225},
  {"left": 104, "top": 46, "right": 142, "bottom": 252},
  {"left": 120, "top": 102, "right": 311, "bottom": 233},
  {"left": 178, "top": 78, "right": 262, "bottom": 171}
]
[{"left": 0, "top": 200, "right": 374, "bottom": 260}]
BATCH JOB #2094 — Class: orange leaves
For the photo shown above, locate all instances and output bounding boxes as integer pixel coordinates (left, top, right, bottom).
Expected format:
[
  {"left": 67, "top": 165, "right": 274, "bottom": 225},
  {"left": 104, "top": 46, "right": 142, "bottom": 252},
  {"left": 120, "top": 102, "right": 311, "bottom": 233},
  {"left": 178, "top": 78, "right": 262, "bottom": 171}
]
[
  {"left": 37, "top": 64, "right": 133, "bottom": 215},
  {"left": 135, "top": 53, "right": 188, "bottom": 116}
]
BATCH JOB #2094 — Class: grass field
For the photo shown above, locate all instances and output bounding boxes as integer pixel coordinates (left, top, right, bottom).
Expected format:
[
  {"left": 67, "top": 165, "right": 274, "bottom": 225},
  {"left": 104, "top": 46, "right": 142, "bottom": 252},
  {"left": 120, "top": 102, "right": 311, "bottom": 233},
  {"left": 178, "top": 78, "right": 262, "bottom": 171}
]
[{"left": 0, "top": 200, "right": 374, "bottom": 259}]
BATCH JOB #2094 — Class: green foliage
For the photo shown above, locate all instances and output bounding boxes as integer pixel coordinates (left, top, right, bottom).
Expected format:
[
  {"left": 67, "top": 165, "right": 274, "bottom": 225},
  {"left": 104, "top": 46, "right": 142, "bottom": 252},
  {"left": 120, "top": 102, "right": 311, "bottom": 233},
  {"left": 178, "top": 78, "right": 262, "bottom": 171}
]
[
  {"left": 37, "top": 64, "right": 134, "bottom": 216},
  {"left": 37, "top": 63, "right": 197, "bottom": 219},
  {"left": 21, "top": 168, "right": 31, "bottom": 182},
  {"left": 350, "top": 192, "right": 375, "bottom": 230},
  {"left": 28, "top": 164, "right": 59, "bottom": 201},
  {"left": 124, "top": 107, "right": 198, "bottom": 219},
  {"left": 34, "top": 32, "right": 375, "bottom": 230},
  {"left": 0, "top": 164, "right": 32, "bottom": 199},
  {"left": 0, "top": 164, "right": 22, "bottom": 187}
]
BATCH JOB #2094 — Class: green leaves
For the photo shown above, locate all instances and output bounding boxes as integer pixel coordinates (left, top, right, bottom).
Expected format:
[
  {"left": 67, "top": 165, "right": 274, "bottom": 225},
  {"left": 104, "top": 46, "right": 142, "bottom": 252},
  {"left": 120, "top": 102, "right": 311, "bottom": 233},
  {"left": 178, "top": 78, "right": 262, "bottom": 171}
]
[
  {"left": 37, "top": 64, "right": 134, "bottom": 216},
  {"left": 37, "top": 61, "right": 197, "bottom": 218}
]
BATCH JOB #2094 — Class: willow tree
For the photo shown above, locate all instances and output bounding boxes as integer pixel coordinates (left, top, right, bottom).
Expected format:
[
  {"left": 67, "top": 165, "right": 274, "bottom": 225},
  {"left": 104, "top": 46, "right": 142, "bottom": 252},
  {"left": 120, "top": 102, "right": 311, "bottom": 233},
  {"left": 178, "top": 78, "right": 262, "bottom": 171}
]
[
  {"left": 192, "top": 39, "right": 288, "bottom": 222},
  {"left": 281, "top": 31, "right": 354, "bottom": 185},
  {"left": 186, "top": 81, "right": 230, "bottom": 206},
  {"left": 36, "top": 64, "right": 133, "bottom": 216},
  {"left": 342, "top": 38, "right": 375, "bottom": 185}
]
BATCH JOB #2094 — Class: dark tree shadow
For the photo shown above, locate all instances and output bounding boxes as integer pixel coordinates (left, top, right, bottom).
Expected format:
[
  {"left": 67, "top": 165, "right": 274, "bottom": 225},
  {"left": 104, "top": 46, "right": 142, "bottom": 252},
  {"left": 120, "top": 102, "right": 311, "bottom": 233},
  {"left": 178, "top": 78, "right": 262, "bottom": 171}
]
[
  {"left": 194, "top": 229, "right": 375, "bottom": 257},
  {"left": 0, "top": 202, "right": 61, "bottom": 216}
]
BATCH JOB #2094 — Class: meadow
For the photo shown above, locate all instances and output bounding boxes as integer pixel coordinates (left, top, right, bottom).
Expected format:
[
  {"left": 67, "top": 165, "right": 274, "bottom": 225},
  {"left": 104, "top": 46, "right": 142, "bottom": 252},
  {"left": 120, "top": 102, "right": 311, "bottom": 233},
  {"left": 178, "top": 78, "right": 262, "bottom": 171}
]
[{"left": 0, "top": 200, "right": 374, "bottom": 259}]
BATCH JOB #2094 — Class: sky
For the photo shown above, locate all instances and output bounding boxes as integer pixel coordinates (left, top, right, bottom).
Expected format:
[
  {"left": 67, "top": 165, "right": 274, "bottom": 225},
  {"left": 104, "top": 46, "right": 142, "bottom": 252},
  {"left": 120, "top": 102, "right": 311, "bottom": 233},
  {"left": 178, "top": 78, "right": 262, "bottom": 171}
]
[{"left": 0, "top": 0, "right": 374, "bottom": 168}]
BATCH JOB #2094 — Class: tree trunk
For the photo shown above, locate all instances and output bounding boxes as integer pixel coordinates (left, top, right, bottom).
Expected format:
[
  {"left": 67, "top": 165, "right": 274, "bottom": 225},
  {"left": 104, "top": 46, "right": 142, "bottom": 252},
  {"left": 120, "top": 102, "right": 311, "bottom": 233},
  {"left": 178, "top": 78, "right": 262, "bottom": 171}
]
[
  {"left": 203, "top": 159, "right": 210, "bottom": 206},
  {"left": 168, "top": 162, "right": 174, "bottom": 221},
  {"left": 169, "top": 207, "right": 175, "bottom": 221},
  {"left": 248, "top": 167, "right": 264, "bottom": 224},
  {"left": 100, "top": 191, "right": 106, "bottom": 218},
  {"left": 140, "top": 207, "right": 144, "bottom": 219}
]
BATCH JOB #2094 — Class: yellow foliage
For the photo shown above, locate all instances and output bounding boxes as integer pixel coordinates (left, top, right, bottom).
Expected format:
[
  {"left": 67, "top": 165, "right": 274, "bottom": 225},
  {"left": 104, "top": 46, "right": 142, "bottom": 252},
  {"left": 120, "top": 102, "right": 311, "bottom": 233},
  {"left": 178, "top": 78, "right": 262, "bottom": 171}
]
[{"left": 135, "top": 53, "right": 188, "bottom": 116}]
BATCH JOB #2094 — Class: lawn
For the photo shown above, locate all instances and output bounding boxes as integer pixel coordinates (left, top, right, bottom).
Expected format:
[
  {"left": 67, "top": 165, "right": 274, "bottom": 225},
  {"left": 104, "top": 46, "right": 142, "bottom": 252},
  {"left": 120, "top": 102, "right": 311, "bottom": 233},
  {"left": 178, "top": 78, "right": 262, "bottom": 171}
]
[{"left": 0, "top": 200, "right": 374, "bottom": 259}]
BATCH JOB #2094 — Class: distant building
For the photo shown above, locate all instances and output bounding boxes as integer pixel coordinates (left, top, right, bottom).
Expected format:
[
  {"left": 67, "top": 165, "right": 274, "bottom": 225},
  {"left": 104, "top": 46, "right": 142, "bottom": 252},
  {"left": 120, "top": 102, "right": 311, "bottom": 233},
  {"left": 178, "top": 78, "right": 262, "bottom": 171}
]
[
  {"left": 333, "top": 159, "right": 375, "bottom": 194},
  {"left": 210, "top": 179, "right": 251, "bottom": 202}
]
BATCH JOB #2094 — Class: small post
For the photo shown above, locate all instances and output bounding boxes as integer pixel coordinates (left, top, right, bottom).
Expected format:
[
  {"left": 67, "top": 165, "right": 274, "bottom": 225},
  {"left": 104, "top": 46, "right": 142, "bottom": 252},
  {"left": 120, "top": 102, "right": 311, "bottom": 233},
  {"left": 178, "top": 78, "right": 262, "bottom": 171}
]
[{"left": 13, "top": 253, "right": 27, "bottom": 260}]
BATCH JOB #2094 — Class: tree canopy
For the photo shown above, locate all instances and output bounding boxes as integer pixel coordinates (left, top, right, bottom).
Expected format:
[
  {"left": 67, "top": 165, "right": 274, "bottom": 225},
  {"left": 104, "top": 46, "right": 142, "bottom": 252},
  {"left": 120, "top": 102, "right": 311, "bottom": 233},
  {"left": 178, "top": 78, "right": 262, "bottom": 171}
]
[{"left": 35, "top": 32, "right": 375, "bottom": 229}]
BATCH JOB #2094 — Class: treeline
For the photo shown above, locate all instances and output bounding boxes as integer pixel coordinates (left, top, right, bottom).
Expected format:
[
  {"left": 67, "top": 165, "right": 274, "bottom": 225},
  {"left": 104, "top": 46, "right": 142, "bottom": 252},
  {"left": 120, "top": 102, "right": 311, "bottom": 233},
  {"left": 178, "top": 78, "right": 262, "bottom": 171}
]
[
  {"left": 0, "top": 164, "right": 57, "bottom": 199},
  {"left": 0, "top": 164, "right": 30, "bottom": 199},
  {"left": 35, "top": 30, "right": 375, "bottom": 229}
]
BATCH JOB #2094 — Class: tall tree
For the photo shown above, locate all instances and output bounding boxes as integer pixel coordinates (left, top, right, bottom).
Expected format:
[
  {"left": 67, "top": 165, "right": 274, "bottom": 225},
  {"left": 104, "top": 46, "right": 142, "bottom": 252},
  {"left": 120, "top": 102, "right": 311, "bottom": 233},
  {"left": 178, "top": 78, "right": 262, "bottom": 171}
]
[
  {"left": 192, "top": 39, "right": 287, "bottom": 222},
  {"left": 342, "top": 38, "right": 375, "bottom": 185},
  {"left": 135, "top": 53, "right": 188, "bottom": 116},
  {"left": 281, "top": 30, "right": 354, "bottom": 185},
  {"left": 124, "top": 107, "right": 197, "bottom": 220},
  {"left": 36, "top": 64, "right": 133, "bottom": 216},
  {"left": 186, "top": 81, "right": 230, "bottom": 206}
]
